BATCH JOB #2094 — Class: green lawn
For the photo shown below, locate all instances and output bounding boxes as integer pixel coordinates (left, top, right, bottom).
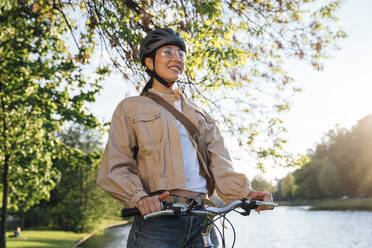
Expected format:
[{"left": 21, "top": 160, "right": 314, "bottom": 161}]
[
  {"left": 311, "top": 198, "right": 372, "bottom": 210},
  {"left": 6, "top": 228, "right": 87, "bottom": 248},
  {"left": 5, "top": 218, "right": 128, "bottom": 248}
]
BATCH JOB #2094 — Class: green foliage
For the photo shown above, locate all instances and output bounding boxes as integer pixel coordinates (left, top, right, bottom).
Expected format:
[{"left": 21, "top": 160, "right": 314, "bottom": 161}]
[
  {"left": 80, "top": 0, "right": 346, "bottom": 169},
  {"left": 350, "top": 116, "right": 372, "bottom": 197},
  {"left": 280, "top": 173, "right": 296, "bottom": 200},
  {"left": 0, "top": 1, "right": 106, "bottom": 245},
  {"left": 24, "top": 126, "right": 121, "bottom": 232},
  {"left": 290, "top": 114, "right": 372, "bottom": 200},
  {"left": 251, "top": 175, "right": 277, "bottom": 193},
  {"left": 353, "top": 148, "right": 372, "bottom": 197},
  {"left": 292, "top": 159, "right": 322, "bottom": 199},
  {"left": 318, "top": 159, "right": 341, "bottom": 197},
  {"left": 0, "top": 0, "right": 100, "bottom": 210}
]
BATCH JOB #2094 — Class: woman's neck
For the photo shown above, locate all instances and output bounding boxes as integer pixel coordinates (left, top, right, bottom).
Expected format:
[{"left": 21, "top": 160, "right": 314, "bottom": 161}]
[{"left": 152, "top": 79, "right": 175, "bottom": 94}]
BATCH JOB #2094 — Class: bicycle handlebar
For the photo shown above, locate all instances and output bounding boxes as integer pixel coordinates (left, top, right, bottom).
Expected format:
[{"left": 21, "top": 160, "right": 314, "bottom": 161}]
[{"left": 121, "top": 198, "right": 278, "bottom": 220}]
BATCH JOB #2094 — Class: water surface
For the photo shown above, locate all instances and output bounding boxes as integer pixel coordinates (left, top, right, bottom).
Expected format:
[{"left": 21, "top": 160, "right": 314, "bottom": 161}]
[{"left": 81, "top": 206, "right": 372, "bottom": 247}]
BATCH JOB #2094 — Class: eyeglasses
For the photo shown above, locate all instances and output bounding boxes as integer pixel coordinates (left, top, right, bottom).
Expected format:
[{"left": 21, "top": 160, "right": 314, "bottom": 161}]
[{"left": 159, "top": 47, "right": 186, "bottom": 61}]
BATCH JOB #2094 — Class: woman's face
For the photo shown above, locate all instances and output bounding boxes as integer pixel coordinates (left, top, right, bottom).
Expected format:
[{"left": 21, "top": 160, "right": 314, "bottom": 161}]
[{"left": 146, "top": 45, "right": 186, "bottom": 83}]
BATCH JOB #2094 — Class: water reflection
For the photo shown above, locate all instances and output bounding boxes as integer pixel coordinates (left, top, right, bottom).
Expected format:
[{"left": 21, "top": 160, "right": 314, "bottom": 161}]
[
  {"left": 80, "top": 207, "right": 372, "bottom": 248},
  {"left": 80, "top": 224, "right": 131, "bottom": 248},
  {"left": 228, "top": 206, "right": 372, "bottom": 248}
]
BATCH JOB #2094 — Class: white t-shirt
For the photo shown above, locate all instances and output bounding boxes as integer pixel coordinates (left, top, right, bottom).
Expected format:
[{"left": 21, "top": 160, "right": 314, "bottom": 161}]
[{"left": 174, "top": 99, "right": 207, "bottom": 193}]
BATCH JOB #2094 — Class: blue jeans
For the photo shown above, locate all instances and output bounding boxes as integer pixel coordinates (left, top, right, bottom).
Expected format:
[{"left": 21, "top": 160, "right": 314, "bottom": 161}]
[{"left": 127, "top": 214, "right": 219, "bottom": 248}]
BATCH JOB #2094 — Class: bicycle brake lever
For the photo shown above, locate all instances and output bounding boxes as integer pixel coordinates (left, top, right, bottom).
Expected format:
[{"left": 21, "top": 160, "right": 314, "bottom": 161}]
[
  {"left": 241, "top": 198, "right": 257, "bottom": 216},
  {"left": 161, "top": 202, "right": 188, "bottom": 216}
]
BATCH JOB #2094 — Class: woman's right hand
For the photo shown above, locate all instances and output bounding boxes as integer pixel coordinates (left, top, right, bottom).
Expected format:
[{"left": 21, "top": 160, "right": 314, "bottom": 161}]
[{"left": 136, "top": 191, "right": 170, "bottom": 216}]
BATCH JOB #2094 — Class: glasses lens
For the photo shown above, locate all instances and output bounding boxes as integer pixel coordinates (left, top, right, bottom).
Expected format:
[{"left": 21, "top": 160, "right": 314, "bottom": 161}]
[
  {"left": 163, "top": 48, "right": 173, "bottom": 57},
  {"left": 161, "top": 48, "right": 186, "bottom": 61},
  {"left": 177, "top": 50, "right": 186, "bottom": 60}
]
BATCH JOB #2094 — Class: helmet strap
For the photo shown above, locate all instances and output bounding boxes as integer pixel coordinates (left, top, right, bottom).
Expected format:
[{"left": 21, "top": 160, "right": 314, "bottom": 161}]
[
  {"left": 147, "top": 56, "right": 174, "bottom": 88},
  {"left": 141, "top": 77, "right": 153, "bottom": 93},
  {"left": 146, "top": 69, "right": 173, "bottom": 88}
]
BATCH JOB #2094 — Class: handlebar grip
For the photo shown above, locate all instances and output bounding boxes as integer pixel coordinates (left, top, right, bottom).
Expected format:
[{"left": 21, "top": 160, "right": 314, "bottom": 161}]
[{"left": 121, "top": 207, "right": 140, "bottom": 217}]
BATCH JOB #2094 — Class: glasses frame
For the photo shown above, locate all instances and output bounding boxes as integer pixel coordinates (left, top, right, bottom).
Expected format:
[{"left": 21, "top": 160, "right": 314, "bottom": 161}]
[{"left": 158, "top": 47, "right": 186, "bottom": 61}]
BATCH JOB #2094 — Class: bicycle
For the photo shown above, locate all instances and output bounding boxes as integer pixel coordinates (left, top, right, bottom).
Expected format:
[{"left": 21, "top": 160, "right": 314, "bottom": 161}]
[{"left": 122, "top": 198, "right": 278, "bottom": 248}]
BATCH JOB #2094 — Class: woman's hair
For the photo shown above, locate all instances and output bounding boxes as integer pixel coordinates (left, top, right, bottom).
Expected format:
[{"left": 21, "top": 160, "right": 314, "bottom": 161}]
[{"left": 141, "top": 50, "right": 156, "bottom": 94}]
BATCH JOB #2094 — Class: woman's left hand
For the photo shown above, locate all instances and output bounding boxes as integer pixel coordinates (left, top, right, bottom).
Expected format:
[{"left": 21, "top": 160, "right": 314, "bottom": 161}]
[{"left": 248, "top": 191, "right": 274, "bottom": 212}]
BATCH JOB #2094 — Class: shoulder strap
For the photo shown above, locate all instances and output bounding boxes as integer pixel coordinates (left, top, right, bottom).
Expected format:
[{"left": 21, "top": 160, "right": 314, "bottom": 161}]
[{"left": 141, "top": 91, "right": 200, "bottom": 138}]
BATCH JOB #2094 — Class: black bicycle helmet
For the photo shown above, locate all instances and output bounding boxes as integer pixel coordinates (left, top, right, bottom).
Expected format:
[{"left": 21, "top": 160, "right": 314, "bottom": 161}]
[{"left": 140, "top": 28, "right": 187, "bottom": 66}]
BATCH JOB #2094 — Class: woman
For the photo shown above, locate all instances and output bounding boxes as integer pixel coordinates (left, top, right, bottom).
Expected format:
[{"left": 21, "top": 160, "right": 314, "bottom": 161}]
[{"left": 97, "top": 27, "right": 273, "bottom": 248}]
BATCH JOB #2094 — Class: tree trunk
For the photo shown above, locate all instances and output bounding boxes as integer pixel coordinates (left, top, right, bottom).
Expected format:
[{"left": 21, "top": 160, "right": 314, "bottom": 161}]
[
  {"left": 0, "top": 155, "right": 9, "bottom": 248},
  {"left": 0, "top": 81, "right": 9, "bottom": 248}
]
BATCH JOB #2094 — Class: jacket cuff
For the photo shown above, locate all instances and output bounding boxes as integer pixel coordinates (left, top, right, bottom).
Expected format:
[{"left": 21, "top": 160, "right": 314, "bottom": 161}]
[
  {"left": 129, "top": 191, "right": 149, "bottom": 208},
  {"left": 238, "top": 187, "right": 255, "bottom": 200}
]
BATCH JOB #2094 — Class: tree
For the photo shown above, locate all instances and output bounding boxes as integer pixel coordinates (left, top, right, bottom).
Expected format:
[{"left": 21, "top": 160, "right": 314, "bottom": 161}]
[
  {"left": 24, "top": 125, "right": 121, "bottom": 232},
  {"left": 280, "top": 173, "right": 296, "bottom": 200},
  {"left": 292, "top": 158, "right": 322, "bottom": 199},
  {"left": 292, "top": 114, "right": 372, "bottom": 200},
  {"left": 0, "top": 1, "right": 106, "bottom": 246},
  {"left": 315, "top": 126, "right": 359, "bottom": 196},
  {"left": 251, "top": 175, "right": 277, "bottom": 193},
  {"left": 350, "top": 115, "right": 372, "bottom": 197},
  {"left": 78, "top": 0, "right": 346, "bottom": 168},
  {"left": 318, "top": 159, "right": 341, "bottom": 197},
  {"left": 353, "top": 147, "right": 372, "bottom": 197}
]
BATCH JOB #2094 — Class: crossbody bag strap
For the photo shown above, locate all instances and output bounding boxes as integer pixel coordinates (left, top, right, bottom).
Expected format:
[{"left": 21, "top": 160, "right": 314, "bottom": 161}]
[{"left": 141, "top": 91, "right": 200, "bottom": 138}]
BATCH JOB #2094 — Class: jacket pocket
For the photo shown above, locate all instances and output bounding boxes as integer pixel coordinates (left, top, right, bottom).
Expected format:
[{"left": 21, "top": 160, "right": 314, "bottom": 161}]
[{"left": 131, "top": 112, "right": 162, "bottom": 147}]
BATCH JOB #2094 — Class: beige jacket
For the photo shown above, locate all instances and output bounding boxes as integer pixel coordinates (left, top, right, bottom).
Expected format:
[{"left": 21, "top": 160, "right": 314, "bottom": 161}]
[{"left": 97, "top": 89, "right": 254, "bottom": 208}]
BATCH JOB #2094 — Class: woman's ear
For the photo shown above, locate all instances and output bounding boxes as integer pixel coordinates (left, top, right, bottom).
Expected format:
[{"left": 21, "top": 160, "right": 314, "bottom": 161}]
[{"left": 144, "top": 57, "right": 154, "bottom": 71}]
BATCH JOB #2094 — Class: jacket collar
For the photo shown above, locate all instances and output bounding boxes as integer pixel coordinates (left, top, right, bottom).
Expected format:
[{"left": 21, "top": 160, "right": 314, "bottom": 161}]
[{"left": 148, "top": 88, "right": 182, "bottom": 103}]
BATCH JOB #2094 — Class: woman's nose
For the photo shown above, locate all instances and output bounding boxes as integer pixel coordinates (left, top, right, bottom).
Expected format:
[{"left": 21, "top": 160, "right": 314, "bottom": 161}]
[{"left": 171, "top": 52, "right": 181, "bottom": 61}]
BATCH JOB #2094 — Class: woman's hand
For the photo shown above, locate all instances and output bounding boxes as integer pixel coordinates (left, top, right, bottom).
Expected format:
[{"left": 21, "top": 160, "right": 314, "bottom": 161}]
[
  {"left": 249, "top": 191, "right": 274, "bottom": 212},
  {"left": 136, "top": 191, "right": 170, "bottom": 216}
]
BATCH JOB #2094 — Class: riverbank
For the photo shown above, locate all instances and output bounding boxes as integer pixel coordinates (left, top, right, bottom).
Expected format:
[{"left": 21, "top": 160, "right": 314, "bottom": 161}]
[
  {"left": 73, "top": 220, "right": 129, "bottom": 247},
  {"left": 279, "top": 198, "right": 372, "bottom": 211}
]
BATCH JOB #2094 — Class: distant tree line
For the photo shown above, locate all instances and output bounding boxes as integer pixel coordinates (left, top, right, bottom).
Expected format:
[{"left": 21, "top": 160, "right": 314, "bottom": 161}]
[{"left": 276, "top": 114, "right": 372, "bottom": 200}]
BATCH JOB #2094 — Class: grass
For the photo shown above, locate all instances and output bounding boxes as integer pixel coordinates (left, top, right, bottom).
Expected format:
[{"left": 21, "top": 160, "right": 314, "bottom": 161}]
[
  {"left": 6, "top": 228, "right": 87, "bottom": 248},
  {"left": 6, "top": 217, "right": 128, "bottom": 248},
  {"left": 279, "top": 198, "right": 372, "bottom": 211},
  {"left": 310, "top": 198, "right": 372, "bottom": 211},
  {"left": 97, "top": 216, "right": 129, "bottom": 230}
]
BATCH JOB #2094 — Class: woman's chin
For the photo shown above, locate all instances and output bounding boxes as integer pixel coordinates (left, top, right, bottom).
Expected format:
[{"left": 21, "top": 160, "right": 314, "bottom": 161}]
[{"left": 165, "top": 75, "right": 181, "bottom": 82}]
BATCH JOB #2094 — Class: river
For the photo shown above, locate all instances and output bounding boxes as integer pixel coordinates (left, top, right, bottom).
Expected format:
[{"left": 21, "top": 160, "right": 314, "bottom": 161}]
[{"left": 80, "top": 206, "right": 372, "bottom": 247}]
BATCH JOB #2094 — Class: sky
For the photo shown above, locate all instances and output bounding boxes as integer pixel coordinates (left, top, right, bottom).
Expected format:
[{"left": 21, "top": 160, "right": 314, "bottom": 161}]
[
  {"left": 90, "top": 0, "right": 372, "bottom": 182},
  {"left": 257, "top": 0, "right": 372, "bottom": 181}
]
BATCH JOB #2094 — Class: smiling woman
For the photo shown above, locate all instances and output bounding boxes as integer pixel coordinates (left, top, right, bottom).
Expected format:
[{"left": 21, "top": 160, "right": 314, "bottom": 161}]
[{"left": 96, "top": 27, "right": 274, "bottom": 248}]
